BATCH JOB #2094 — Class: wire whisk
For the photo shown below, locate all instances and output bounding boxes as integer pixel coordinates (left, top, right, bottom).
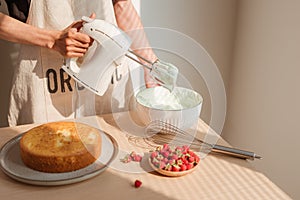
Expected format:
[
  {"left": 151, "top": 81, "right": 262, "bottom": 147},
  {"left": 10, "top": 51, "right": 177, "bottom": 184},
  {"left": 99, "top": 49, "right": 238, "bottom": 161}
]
[
  {"left": 145, "top": 120, "right": 213, "bottom": 152},
  {"left": 145, "top": 120, "right": 262, "bottom": 160},
  {"left": 125, "top": 50, "right": 178, "bottom": 91}
]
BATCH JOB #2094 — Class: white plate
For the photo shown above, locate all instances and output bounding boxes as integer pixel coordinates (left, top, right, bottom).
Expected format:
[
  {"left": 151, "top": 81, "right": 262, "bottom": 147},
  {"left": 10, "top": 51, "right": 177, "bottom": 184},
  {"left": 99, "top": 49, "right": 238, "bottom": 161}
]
[{"left": 0, "top": 131, "right": 118, "bottom": 186}]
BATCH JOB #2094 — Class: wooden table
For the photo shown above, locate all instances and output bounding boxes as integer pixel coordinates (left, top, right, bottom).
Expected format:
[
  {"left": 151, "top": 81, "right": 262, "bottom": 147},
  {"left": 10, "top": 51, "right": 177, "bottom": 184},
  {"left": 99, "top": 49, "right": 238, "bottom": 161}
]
[{"left": 0, "top": 112, "right": 291, "bottom": 200}]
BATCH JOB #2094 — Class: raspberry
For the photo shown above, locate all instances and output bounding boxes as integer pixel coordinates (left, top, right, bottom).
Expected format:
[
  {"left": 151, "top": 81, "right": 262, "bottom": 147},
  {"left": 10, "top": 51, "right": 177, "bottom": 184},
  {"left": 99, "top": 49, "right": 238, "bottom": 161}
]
[
  {"left": 163, "top": 143, "right": 169, "bottom": 150},
  {"left": 186, "top": 163, "right": 194, "bottom": 170},
  {"left": 195, "top": 155, "right": 200, "bottom": 163},
  {"left": 120, "top": 154, "right": 132, "bottom": 163},
  {"left": 168, "top": 159, "right": 176, "bottom": 165},
  {"left": 188, "top": 149, "right": 195, "bottom": 156},
  {"left": 171, "top": 154, "right": 178, "bottom": 160},
  {"left": 180, "top": 164, "right": 187, "bottom": 171},
  {"left": 150, "top": 151, "right": 158, "bottom": 159},
  {"left": 134, "top": 180, "right": 142, "bottom": 188},
  {"left": 165, "top": 163, "right": 172, "bottom": 171},
  {"left": 175, "top": 146, "right": 183, "bottom": 151},
  {"left": 162, "top": 157, "right": 169, "bottom": 164},
  {"left": 133, "top": 155, "right": 142, "bottom": 162},
  {"left": 158, "top": 161, "right": 166, "bottom": 169},
  {"left": 121, "top": 151, "right": 143, "bottom": 163},
  {"left": 188, "top": 156, "right": 195, "bottom": 163},
  {"left": 182, "top": 159, "right": 189, "bottom": 165},
  {"left": 172, "top": 165, "right": 180, "bottom": 172},
  {"left": 162, "top": 151, "right": 170, "bottom": 158}
]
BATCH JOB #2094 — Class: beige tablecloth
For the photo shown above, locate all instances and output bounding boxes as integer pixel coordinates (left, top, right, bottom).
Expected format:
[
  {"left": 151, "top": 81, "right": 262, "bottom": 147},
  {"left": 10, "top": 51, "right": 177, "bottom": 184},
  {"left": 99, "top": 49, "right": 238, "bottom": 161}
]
[{"left": 0, "top": 112, "right": 291, "bottom": 200}]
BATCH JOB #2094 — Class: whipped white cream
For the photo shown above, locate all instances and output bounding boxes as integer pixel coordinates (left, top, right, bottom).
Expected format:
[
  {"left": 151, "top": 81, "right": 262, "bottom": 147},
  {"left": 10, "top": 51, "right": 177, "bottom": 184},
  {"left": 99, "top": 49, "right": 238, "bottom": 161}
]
[{"left": 136, "top": 86, "right": 202, "bottom": 110}]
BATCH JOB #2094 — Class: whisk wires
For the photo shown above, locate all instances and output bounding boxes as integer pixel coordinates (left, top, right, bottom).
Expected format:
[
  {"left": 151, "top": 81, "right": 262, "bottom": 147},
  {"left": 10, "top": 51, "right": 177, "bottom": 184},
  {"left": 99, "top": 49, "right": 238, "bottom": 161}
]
[{"left": 145, "top": 120, "right": 213, "bottom": 152}]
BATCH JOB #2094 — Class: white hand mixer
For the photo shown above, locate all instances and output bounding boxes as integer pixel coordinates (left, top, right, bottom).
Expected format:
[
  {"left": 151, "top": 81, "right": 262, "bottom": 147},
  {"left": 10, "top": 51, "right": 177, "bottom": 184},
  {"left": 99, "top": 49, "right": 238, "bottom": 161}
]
[{"left": 62, "top": 16, "right": 178, "bottom": 96}]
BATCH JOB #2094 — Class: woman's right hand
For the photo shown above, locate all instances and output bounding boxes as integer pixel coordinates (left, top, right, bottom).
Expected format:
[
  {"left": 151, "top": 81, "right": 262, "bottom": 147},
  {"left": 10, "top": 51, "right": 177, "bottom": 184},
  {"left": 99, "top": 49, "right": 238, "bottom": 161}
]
[{"left": 51, "top": 13, "right": 96, "bottom": 58}]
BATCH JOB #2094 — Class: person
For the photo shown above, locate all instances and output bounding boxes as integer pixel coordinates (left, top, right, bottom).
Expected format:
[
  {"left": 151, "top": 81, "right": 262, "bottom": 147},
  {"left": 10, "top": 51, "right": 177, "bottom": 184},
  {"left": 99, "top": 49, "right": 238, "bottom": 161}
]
[{"left": 0, "top": 0, "right": 157, "bottom": 126}]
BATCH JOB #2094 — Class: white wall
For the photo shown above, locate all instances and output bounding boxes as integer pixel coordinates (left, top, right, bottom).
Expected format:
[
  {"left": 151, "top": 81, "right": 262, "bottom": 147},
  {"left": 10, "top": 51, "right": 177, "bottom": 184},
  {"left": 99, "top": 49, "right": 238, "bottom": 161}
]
[{"left": 223, "top": 0, "right": 300, "bottom": 199}]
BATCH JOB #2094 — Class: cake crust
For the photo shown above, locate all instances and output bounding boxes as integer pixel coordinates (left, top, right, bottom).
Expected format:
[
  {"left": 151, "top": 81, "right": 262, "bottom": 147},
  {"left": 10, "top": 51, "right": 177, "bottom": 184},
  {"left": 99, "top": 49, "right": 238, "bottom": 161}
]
[{"left": 20, "top": 121, "right": 102, "bottom": 173}]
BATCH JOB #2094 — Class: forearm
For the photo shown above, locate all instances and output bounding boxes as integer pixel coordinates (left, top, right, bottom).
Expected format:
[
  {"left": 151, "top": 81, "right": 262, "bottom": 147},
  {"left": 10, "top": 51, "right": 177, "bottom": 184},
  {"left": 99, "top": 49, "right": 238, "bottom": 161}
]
[
  {"left": 0, "top": 12, "right": 59, "bottom": 49},
  {"left": 113, "top": 0, "right": 157, "bottom": 63}
]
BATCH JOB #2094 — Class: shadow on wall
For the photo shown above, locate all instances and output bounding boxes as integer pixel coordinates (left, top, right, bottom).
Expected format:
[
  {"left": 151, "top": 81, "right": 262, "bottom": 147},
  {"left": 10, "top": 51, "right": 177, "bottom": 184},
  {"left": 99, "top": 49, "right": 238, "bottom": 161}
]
[{"left": 0, "top": 40, "right": 19, "bottom": 127}]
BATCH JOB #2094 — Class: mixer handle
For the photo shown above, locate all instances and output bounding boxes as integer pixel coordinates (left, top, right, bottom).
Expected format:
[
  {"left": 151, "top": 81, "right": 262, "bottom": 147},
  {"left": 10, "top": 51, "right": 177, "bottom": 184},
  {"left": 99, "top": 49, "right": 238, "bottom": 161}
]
[
  {"left": 63, "top": 16, "right": 95, "bottom": 74},
  {"left": 64, "top": 57, "right": 80, "bottom": 74}
]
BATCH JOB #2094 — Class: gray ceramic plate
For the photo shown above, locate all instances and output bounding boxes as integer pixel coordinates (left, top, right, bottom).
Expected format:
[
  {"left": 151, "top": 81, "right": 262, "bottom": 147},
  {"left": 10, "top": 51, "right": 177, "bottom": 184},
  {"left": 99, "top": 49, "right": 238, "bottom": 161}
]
[{"left": 0, "top": 131, "right": 118, "bottom": 186}]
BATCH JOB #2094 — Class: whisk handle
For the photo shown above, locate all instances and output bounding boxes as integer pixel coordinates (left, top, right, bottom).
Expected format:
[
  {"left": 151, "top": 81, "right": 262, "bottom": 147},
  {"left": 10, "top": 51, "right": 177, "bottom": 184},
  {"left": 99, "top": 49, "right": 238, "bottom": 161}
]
[{"left": 212, "top": 145, "right": 262, "bottom": 160}]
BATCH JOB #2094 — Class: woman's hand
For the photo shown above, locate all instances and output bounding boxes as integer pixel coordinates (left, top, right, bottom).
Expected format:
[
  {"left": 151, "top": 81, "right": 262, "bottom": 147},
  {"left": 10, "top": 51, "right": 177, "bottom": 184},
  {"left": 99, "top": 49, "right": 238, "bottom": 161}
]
[{"left": 51, "top": 13, "right": 96, "bottom": 58}]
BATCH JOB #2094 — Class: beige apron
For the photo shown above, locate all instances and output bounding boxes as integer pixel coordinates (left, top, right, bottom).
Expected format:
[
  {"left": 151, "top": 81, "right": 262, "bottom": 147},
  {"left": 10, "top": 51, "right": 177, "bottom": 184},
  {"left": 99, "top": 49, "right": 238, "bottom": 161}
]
[{"left": 8, "top": 0, "right": 137, "bottom": 126}]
